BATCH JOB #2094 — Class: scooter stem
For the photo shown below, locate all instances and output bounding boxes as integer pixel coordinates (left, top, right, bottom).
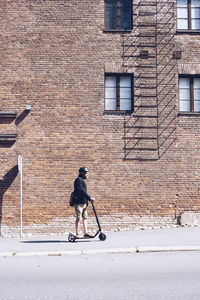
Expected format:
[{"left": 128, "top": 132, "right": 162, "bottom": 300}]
[{"left": 91, "top": 200, "right": 102, "bottom": 232}]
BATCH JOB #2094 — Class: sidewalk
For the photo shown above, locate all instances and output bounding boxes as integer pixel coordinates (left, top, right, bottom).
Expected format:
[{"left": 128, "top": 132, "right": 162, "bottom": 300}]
[{"left": 0, "top": 227, "right": 200, "bottom": 257}]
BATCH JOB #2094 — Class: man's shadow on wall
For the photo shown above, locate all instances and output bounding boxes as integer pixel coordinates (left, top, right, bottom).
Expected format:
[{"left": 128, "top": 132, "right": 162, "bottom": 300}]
[{"left": 0, "top": 165, "right": 18, "bottom": 235}]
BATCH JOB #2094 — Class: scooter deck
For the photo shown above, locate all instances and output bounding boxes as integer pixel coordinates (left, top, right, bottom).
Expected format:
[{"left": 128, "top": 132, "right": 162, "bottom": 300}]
[
  {"left": 75, "top": 234, "right": 94, "bottom": 239},
  {"left": 68, "top": 233, "right": 96, "bottom": 242},
  {"left": 68, "top": 230, "right": 106, "bottom": 242}
]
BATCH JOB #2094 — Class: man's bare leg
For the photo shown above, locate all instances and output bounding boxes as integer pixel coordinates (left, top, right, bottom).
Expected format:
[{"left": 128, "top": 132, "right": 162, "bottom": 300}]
[
  {"left": 75, "top": 219, "right": 80, "bottom": 237},
  {"left": 83, "top": 218, "right": 88, "bottom": 236}
]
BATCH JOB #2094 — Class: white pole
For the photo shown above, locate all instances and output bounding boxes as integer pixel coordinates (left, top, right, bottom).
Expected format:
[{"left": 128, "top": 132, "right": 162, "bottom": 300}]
[{"left": 18, "top": 155, "right": 23, "bottom": 237}]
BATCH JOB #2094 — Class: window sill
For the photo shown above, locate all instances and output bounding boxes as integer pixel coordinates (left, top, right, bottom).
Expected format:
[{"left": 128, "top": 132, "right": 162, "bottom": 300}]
[
  {"left": 178, "top": 112, "right": 200, "bottom": 116},
  {"left": 176, "top": 30, "right": 200, "bottom": 35},
  {"left": 103, "top": 29, "right": 132, "bottom": 34},
  {"left": 104, "top": 110, "right": 133, "bottom": 115}
]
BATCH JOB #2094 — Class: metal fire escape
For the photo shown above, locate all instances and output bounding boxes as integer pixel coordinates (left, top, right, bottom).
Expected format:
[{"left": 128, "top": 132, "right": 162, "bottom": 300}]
[{"left": 122, "top": 0, "right": 176, "bottom": 161}]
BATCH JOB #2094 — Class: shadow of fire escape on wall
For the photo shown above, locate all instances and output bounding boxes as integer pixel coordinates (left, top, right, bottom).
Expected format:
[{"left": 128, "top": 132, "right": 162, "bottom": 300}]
[
  {"left": 0, "top": 165, "right": 19, "bottom": 236},
  {"left": 122, "top": 0, "right": 177, "bottom": 161}
]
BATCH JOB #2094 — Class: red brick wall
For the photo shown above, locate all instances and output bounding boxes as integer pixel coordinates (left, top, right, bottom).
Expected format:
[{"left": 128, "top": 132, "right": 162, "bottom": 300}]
[{"left": 0, "top": 0, "right": 200, "bottom": 235}]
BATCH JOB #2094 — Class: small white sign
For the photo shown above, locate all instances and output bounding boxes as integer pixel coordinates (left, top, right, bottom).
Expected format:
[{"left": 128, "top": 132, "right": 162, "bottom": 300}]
[{"left": 18, "top": 155, "right": 22, "bottom": 173}]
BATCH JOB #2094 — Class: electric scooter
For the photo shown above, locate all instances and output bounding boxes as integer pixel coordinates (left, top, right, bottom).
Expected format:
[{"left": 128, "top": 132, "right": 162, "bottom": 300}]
[{"left": 68, "top": 200, "right": 106, "bottom": 242}]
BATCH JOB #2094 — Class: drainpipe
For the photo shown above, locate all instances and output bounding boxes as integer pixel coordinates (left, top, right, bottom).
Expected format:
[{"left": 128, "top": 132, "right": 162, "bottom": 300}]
[{"left": 18, "top": 155, "right": 23, "bottom": 237}]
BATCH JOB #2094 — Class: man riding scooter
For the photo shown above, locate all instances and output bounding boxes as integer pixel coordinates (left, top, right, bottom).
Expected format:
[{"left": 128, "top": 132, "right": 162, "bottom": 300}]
[{"left": 73, "top": 167, "right": 95, "bottom": 238}]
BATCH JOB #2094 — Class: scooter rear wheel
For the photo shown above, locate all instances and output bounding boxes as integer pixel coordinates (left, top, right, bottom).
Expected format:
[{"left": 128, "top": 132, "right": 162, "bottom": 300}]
[
  {"left": 99, "top": 232, "right": 106, "bottom": 241},
  {"left": 68, "top": 234, "right": 76, "bottom": 242}
]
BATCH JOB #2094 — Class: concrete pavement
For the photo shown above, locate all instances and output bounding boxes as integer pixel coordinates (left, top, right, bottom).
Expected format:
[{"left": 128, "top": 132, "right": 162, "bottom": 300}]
[{"left": 0, "top": 226, "right": 200, "bottom": 257}]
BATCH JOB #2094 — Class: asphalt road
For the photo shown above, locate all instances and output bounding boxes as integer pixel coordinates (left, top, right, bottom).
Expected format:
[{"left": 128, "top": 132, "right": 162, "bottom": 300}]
[{"left": 0, "top": 252, "right": 200, "bottom": 300}]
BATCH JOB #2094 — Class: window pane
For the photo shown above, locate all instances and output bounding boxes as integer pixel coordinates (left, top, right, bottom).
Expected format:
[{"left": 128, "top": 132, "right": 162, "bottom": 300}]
[
  {"left": 119, "top": 0, "right": 132, "bottom": 9},
  {"left": 120, "top": 76, "right": 131, "bottom": 87},
  {"left": 177, "top": 18, "right": 188, "bottom": 29},
  {"left": 194, "top": 101, "right": 200, "bottom": 111},
  {"left": 179, "top": 88, "right": 190, "bottom": 100},
  {"left": 120, "top": 7, "right": 132, "bottom": 27},
  {"left": 118, "top": 0, "right": 132, "bottom": 29},
  {"left": 105, "top": 87, "right": 116, "bottom": 98},
  {"left": 105, "top": 0, "right": 116, "bottom": 6},
  {"left": 179, "top": 77, "right": 190, "bottom": 88},
  {"left": 120, "top": 0, "right": 131, "bottom": 5},
  {"left": 179, "top": 77, "right": 190, "bottom": 112},
  {"left": 105, "top": 99, "right": 117, "bottom": 110},
  {"left": 120, "top": 99, "right": 132, "bottom": 110},
  {"left": 106, "top": 7, "right": 116, "bottom": 18},
  {"left": 106, "top": 18, "right": 117, "bottom": 29},
  {"left": 120, "top": 77, "right": 131, "bottom": 98},
  {"left": 105, "top": 75, "right": 116, "bottom": 110},
  {"left": 192, "top": 18, "right": 200, "bottom": 29},
  {"left": 191, "top": 0, "right": 200, "bottom": 8},
  {"left": 120, "top": 7, "right": 132, "bottom": 29},
  {"left": 194, "top": 78, "right": 200, "bottom": 101},
  {"left": 120, "top": 8, "right": 131, "bottom": 18},
  {"left": 120, "top": 18, "right": 132, "bottom": 29},
  {"left": 193, "top": 78, "right": 200, "bottom": 88},
  {"left": 177, "top": 7, "right": 188, "bottom": 18},
  {"left": 191, "top": 8, "right": 200, "bottom": 18},
  {"left": 105, "top": 76, "right": 116, "bottom": 87},
  {"left": 120, "top": 88, "right": 131, "bottom": 98},
  {"left": 177, "top": 0, "right": 188, "bottom": 7},
  {"left": 105, "top": 0, "right": 117, "bottom": 29},
  {"left": 194, "top": 89, "right": 200, "bottom": 100},
  {"left": 180, "top": 100, "right": 190, "bottom": 111}
]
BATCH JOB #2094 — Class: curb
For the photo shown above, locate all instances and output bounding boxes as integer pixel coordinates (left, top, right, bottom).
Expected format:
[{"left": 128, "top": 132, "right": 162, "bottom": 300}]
[
  {"left": 82, "top": 247, "right": 137, "bottom": 255},
  {"left": 0, "top": 250, "right": 82, "bottom": 258},
  {"left": 0, "top": 246, "right": 200, "bottom": 258},
  {"left": 137, "top": 246, "right": 200, "bottom": 253}
]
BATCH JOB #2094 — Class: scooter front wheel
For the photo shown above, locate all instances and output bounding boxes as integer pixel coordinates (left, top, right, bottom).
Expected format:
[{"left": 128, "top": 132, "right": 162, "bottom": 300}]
[{"left": 99, "top": 232, "right": 106, "bottom": 241}]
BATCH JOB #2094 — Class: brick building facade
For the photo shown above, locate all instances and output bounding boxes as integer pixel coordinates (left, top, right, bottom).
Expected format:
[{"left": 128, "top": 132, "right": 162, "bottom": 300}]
[{"left": 1, "top": 0, "right": 200, "bottom": 236}]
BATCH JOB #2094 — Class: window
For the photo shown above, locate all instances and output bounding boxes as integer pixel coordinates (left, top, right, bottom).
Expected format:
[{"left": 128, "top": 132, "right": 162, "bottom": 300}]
[
  {"left": 177, "top": 0, "right": 200, "bottom": 30},
  {"left": 179, "top": 76, "right": 200, "bottom": 112},
  {"left": 105, "top": 0, "right": 132, "bottom": 30},
  {"left": 105, "top": 74, "right": 133, "bottom": 112}
]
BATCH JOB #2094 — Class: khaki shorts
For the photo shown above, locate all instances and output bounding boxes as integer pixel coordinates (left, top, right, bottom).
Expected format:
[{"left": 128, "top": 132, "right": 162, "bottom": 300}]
[{"left": 75, "top": 204, "right": 88, "bottom": 221}]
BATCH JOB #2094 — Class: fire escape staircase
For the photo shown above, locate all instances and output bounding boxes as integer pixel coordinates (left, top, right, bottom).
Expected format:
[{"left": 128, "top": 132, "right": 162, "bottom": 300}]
[{"left": 122, "top": 0, "right": 176, "bottom": 161}]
